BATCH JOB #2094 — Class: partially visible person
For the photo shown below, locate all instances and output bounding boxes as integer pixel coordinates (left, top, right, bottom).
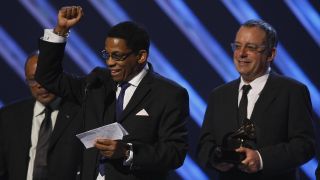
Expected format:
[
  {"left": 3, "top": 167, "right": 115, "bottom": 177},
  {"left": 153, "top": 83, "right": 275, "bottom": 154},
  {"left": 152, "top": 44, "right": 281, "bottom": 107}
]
[
  {"left": 35, "top": 6, "right": 188, "bottom": 180},
  {"left": 197, "top": 19, "right": 315, "bottom": 180},
  {"left": 316, "top": 162, "right": 320, "bottom": 180},
  {"left": 0, "top": 52, "right": 83, "bottom": 180}
]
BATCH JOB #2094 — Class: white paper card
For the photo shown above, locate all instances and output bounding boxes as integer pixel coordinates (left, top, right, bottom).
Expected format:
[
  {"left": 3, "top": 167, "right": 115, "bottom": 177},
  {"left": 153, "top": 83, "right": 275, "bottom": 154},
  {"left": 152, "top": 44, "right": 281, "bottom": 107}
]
[{"left": 76, "top": 122, "right": 129, "bottom": 149}]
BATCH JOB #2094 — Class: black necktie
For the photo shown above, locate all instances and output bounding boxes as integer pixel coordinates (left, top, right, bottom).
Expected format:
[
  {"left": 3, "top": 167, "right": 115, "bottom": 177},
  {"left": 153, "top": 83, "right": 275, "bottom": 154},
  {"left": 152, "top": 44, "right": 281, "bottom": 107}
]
[
  {"left": 116, "top": 82, "right": 130, "bottom": 121},
  {"left": 33, "top": 107, "right": 52, "bottom": 180},
  {"left": 238, "top": 85, "right": 251, "bottom": 124}
]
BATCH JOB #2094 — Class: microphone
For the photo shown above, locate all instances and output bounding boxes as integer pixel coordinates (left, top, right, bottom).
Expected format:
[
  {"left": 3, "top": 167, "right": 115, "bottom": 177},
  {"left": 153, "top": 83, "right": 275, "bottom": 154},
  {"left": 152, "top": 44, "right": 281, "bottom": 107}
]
[{"left": 80, "top": 68, "right": 104, "bottom": 180}]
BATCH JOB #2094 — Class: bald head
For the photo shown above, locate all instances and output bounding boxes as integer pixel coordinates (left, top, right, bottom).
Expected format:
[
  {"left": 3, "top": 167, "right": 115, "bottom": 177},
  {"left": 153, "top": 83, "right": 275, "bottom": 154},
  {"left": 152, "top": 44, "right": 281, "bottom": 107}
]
[{"left": 25, "top": 53, "right": 38, "bottom": 76}]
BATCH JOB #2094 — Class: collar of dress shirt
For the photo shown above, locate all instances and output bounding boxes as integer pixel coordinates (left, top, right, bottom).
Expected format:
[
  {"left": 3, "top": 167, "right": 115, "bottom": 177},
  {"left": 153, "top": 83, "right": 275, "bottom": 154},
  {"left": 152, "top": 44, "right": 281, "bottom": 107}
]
[
  {"left": 34, "top": 101, "right": 46, "bottom": 117},
  {"left": 34, "top": 97, "right": 61, "bottom": 117},
  {"left": 117, "top": 63, "right": 149, "bottom": 88},
  {"left": 239, "top": 67, "right": 271, "bottom": 95}
]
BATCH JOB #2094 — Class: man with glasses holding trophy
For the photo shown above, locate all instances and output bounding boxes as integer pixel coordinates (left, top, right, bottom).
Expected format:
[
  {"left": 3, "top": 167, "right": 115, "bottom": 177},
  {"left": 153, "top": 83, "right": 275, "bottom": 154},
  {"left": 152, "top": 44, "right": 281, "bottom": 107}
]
[{"left": 197, "top": 19, "right": 315, "bottom": 180}]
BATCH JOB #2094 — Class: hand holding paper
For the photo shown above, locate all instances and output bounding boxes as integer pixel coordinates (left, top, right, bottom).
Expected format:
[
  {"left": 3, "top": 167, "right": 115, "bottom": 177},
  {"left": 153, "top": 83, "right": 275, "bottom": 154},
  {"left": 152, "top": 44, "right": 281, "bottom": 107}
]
[
  {"left": 76, "top": 122, "right": 128, "bottom": 149},
  {"left": 95, "top": 139, "right": 130, "bottom": 159}
]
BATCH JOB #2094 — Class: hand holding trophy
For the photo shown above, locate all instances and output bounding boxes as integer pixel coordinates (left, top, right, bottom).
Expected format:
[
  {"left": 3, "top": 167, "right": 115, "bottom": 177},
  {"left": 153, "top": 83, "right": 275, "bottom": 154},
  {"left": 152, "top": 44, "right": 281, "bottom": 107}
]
[{"left": 212, "top": 119, "right": 256, "bottom": 164}]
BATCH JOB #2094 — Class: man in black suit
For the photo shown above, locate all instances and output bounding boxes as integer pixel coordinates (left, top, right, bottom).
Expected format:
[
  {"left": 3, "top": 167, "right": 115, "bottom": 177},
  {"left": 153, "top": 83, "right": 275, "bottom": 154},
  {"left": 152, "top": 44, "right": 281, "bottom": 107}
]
[
  {"left": 0, "top": 53, "right": 83, "bottom": 180},
  {"left": 197, "top": 19, "right": 315, "bottom": 179},
  {"left": 35, "top": 6, "right": 188, "bottom": 180}
]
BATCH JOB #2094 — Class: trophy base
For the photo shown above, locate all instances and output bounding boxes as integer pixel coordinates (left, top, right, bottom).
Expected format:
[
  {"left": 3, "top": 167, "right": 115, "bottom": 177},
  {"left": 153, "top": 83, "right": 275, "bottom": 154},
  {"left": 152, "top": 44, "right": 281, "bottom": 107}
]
[{"left": 213, "top": 147, "right": 245, "bottom": 164}]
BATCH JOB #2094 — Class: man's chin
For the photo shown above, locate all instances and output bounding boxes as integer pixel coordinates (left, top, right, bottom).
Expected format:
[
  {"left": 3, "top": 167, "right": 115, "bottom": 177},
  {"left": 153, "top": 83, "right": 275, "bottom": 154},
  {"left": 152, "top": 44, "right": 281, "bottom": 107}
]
[
  {"left": 111, "top": 76, "right": 124, "bottom": 82},
  {"left": 37, "top": 96, "right": 55, "bottom": 105}
]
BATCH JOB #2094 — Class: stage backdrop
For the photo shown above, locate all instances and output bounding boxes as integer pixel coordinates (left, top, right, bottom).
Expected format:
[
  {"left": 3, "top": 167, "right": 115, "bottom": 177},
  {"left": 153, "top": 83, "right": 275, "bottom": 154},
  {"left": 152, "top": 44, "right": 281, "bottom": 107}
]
[{"left": 0, "top": 1, "right": 319, "bottom": 179}]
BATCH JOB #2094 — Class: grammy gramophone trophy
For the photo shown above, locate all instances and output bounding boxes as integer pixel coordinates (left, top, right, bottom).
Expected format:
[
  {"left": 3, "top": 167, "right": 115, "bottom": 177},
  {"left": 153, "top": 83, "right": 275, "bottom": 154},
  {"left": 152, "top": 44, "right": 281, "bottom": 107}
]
[{"left": 212, "top": 119, "right": 256, "bottom": 164}]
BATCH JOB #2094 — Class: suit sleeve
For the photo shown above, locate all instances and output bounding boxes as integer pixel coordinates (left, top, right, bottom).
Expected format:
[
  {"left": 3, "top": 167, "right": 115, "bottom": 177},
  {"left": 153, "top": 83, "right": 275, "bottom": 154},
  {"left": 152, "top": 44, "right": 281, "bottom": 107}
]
[
  {"left": 131, "top": 88, "right": 189, "bottom": 173},
  {"left": 35, "top": 40, "right": 85, "bottom": 104},
  {"left": 259, "top": 84, "right": 315, "bottom": 173}
]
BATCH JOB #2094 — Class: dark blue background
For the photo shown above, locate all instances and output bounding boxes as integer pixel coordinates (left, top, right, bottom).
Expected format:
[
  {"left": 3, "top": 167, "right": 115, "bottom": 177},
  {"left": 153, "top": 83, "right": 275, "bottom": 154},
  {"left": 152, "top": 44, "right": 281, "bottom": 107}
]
[{"left": 0, "top": 1, "right": 319, "bottom": 179}]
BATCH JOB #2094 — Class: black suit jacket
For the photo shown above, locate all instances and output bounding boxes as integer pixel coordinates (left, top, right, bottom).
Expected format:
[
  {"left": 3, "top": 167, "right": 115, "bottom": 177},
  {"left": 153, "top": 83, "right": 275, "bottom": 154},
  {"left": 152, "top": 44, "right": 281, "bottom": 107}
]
[
  {"left": 198, "top": 73, "right": 315, "bottom": 180},
  {"left": 0, "top": 98, "right": 83, "bottom": 180},
  {"left": 35, "top": 40, "right": 189, "bottom": 180}
]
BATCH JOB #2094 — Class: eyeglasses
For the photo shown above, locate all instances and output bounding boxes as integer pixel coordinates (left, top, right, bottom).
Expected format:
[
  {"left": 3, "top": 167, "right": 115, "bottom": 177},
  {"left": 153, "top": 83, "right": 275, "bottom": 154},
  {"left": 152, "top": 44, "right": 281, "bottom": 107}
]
[
  {"left": 101, "top": 50, "right": 134, "bottom": 61},
  {"left": 231, "top": 43, "right": 266, "bottom": 53},
  {"left": 25, "top": 79, "right": 38, "bottom": 87}
]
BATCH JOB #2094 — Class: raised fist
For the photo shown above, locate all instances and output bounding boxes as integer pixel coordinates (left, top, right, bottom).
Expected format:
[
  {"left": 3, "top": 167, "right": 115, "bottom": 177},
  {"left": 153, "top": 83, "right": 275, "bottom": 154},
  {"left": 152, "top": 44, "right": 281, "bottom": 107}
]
[{"left": 54, "top": 6, "right": 84, "bottom": 36}]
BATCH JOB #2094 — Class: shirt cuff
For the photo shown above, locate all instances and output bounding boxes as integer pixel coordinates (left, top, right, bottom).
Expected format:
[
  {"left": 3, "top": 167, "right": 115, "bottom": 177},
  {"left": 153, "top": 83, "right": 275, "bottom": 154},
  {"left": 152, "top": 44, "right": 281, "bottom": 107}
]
[
  {"left": 42, "top": 29, "right": 67, "bottom": 43},
  {"left": 256, "top": 150, "right": 263, "bottom": 170},
  {"left": 123, "top": 143, "right": 133, "bottom": 166}
]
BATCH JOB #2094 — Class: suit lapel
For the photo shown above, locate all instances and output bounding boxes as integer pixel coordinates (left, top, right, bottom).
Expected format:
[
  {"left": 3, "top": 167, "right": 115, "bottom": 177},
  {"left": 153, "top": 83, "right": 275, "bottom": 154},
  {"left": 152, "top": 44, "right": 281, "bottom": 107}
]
[
  {"left": 85, "top": 80, "right": 117, "bottom": 130},
  {"left": 48, "top": 102, "right": 77, "bottom": 150},
  {"left": 16, "top": 99, "right": 35, "bottom": 178},
  {"left": 103, "top": 81, "right": 117, "bottom": 125},
  {"left": 104, "top": 91, "right": 116, "bottom": 125},
  {"left": 229, "top": 79, "right": 242, "bottom": 129},
  {"left": 117, "top": 71, "right": 152, "bottom": 123},
  {"left": 250, "top": 74, "right": 278, "bottom": 123},
  {"left": 20, "top": 100, "right": 34, "bottom": 149},
  {"left": 92, "top": 87, "right": 108, "bottom": 126}
]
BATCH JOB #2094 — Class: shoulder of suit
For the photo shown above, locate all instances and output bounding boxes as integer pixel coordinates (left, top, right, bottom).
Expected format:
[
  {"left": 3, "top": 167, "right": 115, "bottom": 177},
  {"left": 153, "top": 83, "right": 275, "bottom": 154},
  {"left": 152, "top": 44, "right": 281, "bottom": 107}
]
[
  {"left": 0, "top": 98, "right": 34, "bottom": 112},
  {"left": 89, "top": 67, "right": 112, "bottom": 83},
  {"left": 210, "top": 79, "right": 239, "bottom": 95},
  {"left": 0, "top": 98, "right": 34, "bottom": 121},
  {"left": 269, "top": 73, "right": 307, "bottom": 89},
  {"left": 150, "top": 72, "right": 186, "bottom": 92},
  {"left": 91, "top": 67, "right": 108, "bottom": 75}
]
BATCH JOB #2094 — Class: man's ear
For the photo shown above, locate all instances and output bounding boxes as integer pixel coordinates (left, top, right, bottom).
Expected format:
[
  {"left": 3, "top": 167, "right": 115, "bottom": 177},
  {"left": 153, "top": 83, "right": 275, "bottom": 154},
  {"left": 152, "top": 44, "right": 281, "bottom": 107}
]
[
  {"left": 137, "top": 50, "right": 148, "bottom": 64},
  {"left": 267, "top": 47, "right": 276, "bottom": 63}
]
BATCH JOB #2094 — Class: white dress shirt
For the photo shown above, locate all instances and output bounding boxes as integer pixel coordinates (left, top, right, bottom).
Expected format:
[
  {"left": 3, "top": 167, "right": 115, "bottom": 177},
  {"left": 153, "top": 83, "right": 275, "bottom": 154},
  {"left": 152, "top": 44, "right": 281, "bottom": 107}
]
[
  {"left": 238, "top": 73, "right": 269, "bottom": 119},
  {"left": 117, "top": 64, "right": 149, "bottom": 110},
  {"left": 238, "top": 69, "right": 270, "bottom": 170},
  {"left": 26, "top": 100, "right": 59, "bottom": 180}
]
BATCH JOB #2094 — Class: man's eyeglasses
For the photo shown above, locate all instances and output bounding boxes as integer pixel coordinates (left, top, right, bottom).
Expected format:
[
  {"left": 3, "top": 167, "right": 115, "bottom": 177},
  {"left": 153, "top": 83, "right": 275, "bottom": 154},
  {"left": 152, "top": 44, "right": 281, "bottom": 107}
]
[
  {"left": 230, "top": 43, "right": 266, "bottom": 53},
  {"left": 101, "top": 50, "right": 134, "bottom": 61}
]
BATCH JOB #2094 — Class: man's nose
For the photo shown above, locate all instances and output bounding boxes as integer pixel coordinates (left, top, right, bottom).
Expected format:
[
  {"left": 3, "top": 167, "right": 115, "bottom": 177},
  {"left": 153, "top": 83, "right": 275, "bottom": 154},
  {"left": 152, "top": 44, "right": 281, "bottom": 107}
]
[
  {"left": 238, "top": 47, "right": 248, "bottom": 57},
  {"left": 106, "top": 57, "right": 116, "bottom": 66}
]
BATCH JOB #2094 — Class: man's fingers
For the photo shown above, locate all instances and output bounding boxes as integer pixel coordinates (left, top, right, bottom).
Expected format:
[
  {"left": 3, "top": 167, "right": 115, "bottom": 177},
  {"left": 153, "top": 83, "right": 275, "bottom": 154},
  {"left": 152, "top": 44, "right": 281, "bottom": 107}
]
[
  {"left": 95, "top": 142, "right": 108, "bottom": 150},
  {"left": 95, "top": 140, "right": 111, "bottom": 149},
  {"left": 235, "top": 146, "right": 246, "bottom": 153},
  {"left": 238, "top": 158, "right": 259, "bottom": 173},
  {"left": 65, "top": 7, "right": 71, "bottom": 19},
  {"left": 59, "top": 6, "right": 82, "bottom": 19},
  {"left": 96, "top": 139, "right": 114, "bottom": 144},
  {"left": 71, "top": 6, "right": 77, "bottom": 17},
  {"left": 74, "top": 7, "right": 83, "bottom": 22},
  {"left": 241, "top": 160, "right": 249, "bottom": 166},
  {"left": 76, "top": 6, "right": 84, "bottom": 18}
]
